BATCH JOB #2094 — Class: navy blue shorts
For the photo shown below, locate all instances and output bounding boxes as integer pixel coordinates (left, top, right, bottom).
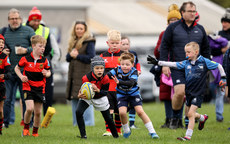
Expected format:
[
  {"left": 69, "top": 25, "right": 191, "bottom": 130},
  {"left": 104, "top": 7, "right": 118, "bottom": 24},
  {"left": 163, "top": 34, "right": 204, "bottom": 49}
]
[
  {"left": 185, "top": 94, "right": 203, "bottom": 108},
  {"left": 23, "top": 90, "right": 45, "bottom": 103},
  {"left": 0, "top": 83, "right": 6, "bottom": 101},
  {"left": 171, "top": 68, "right": 186, "bottom": 86},
  {"left": 117, "top": 95, "right": 142, "bottom": 108}
]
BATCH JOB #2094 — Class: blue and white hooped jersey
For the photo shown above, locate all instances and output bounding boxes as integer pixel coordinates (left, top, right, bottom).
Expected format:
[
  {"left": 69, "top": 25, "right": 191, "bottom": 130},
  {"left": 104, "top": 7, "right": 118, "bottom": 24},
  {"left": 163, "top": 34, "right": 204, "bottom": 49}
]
[
  {"left": 109, "top": 66, "right": 140, "bottom": 98},
  {"left": 176, "top": 55, "right": 218, "bottom": 96}
]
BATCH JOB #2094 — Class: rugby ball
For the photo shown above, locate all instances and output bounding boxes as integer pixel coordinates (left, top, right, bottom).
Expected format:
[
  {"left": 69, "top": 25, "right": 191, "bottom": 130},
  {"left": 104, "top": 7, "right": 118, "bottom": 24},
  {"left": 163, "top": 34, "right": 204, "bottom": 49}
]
[{"left": 80, "top": 82, "right": 95, "bottom": 100}]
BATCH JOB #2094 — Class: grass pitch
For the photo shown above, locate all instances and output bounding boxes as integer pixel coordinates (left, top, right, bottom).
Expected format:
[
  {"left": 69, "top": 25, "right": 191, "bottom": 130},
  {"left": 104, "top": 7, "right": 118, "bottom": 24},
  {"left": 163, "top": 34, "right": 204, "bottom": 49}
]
[{"left": 1, "top": 102, "right": 230, "bottom": 144}]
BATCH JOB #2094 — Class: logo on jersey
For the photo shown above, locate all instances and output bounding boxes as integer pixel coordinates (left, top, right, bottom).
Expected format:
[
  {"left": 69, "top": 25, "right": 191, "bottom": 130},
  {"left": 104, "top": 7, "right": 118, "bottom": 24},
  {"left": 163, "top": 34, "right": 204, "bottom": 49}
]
[
  {"left": 39, "top": 64, "right": 44, "bottom": 69},
  {"left": 194, "top": 31, "right": 198, "bottom": 33},
  {"left": 28, "top": 64, "right": 33, "bottom": 68},
  {"left": 118, "top": 73, "right": 122, "bottom": 79},
  {"left": 104, "top": 59, "right": 108, "bottom": 63},
  {"left": 198, "top": 64, "right": 204, "bottom": 69},
  {"left": 187, "top": 65, "right": 191, "bottom": 69}
]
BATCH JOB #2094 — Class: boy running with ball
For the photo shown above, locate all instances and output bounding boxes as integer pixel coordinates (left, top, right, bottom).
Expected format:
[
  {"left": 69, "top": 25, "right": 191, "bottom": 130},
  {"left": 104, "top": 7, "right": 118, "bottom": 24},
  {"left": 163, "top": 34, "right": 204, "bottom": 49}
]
[
  {"left": 147, "top": 42, "right": 226, "bottom": 141},
  {"left": 76, "top": 56, "right": 118, "bottom": 139},
  {"left": 15, "top": 35, "right": 51, "bottom": 137}
]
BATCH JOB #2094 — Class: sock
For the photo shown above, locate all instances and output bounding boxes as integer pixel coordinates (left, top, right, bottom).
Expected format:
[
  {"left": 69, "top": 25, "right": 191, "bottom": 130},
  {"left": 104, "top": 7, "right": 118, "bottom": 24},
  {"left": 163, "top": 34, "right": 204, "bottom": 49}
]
[
  {"left": 145, "top": 122, "right": 156, "bottom": 133},
  {"left": 173, "top": 110, "right": 180, "bottom": 118},
  {"left": 129, "top": 108, "right": 136, "bottom": 126},
  {"left": 24, "top": 123, "right": 30, "bottom": 130},
  {"left": 185, "top": 116, "right": 189, "bottom": 128},
  {"left": 104, "top": 114, "right": 113, "bottom": 132},
  {"left": 33, "top": 127, "right": 39, "bottom": 134},
  {"left": 122, "top": 123, "right": 130, "bottom": 133},
  {"left": 185, "top": 129, "right": 193, "bottom": 139},
  {"left": 199, "top": 115, "right": 205, "bottom": 122},
  {"left": 115, "top": 113, "right": 122, "bottom": 133},
  {"left": 129, "top": 114, "right": 135, "bottom": 126},
  {"left": 0, "top": 118, "right": 3, "bottom": 132}
]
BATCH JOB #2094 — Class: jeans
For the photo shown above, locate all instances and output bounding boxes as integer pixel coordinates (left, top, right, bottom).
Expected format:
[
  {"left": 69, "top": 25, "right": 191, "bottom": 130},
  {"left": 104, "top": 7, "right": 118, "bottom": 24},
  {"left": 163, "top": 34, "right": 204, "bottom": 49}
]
[
  {"left": 210, "top": 83, "right": 224, "bottom": 121},
  {"left": 71, "top": 99, "right": 94, "bottom": 126},
  {"left": 4, "top": 74, "right": 26, "bottom": 126}
]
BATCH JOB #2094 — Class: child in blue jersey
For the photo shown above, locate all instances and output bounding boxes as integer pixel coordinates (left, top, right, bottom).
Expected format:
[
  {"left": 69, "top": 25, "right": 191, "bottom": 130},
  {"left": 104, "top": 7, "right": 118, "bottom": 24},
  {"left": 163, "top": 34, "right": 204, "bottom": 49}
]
[
  {"left": 121, "top": 36, "right": 141, "bottom": 129},
  {"left": 107, "top": 52, "right": 159, "bottom": 139},
  {"left": 147, "top": 41, "right": 226, "bottom": 141}
]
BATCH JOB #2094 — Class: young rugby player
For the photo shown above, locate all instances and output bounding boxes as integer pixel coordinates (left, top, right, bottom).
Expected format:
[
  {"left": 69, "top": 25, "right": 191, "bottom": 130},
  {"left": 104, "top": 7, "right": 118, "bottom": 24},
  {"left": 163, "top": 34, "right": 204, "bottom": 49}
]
[
  {"left": 15, "top": 35, "right": 51, "bottom": 137},
  {"left": 148, "top": 41, "right": 226, "bottom": 141},
  {"left": 0, "top": 34, "right": 11, "bottom": 135},
  {"left": 108, "top": 52, "right": 159, "bottom": 139},
  {"left": 100, "top": 30, "right": 123, "bottom": 136},
  {"left": 76, "top": 56, "right": 118, "bottom": 139}
]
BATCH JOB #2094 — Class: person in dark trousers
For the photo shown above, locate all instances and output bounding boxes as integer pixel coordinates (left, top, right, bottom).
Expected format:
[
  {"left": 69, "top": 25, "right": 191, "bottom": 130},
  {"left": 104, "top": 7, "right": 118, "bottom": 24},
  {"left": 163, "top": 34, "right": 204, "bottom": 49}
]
[
  {"left": 76, "top": 56, "right": 118, "bottom": 139},
  {"left": 0, "top": 8, "right": 35, "bottom": 128},
  {"left": 159, "top": 1, "right": 210, "bottom": 129}
]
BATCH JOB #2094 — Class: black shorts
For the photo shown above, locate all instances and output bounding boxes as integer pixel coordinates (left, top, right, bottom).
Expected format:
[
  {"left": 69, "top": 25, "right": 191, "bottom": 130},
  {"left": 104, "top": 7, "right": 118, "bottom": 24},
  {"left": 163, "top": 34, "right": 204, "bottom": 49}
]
[
  {"left": 171, "top": 68, "right": 186, "bottom": 86},
  {"left": 185, "top": 94, "right": 203, "bottom": 108},
  {"left": 0, "top": 83, "right": 6, "bottom": 101},
  {"left": 107, "top": 91, "right": 119, "bottom": 113},
  {"left": 23, "top": 90, "right": 46, "bottom": 103},
  {"left": 117, "top": 95, "right": 142, "bottom": 108}
]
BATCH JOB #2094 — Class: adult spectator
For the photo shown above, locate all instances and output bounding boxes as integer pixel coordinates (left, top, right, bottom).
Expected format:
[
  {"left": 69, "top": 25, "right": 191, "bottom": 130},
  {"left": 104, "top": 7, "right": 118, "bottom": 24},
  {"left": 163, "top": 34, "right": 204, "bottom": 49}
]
[
  {"left": 159, "top": 1, "right": 210, "bottom": 129},
  {"left": 212, "top": 7, "right": 230, "bottom": 122},
  {"left": 0, "top": 8, "right": 35, "bottom": 128},
  {"left": 66, "top": 21, "right": 95, "bottom": 126},
  {"left": 24, "top": 7, "right": 61, "bottom": 117},
  {"left": 154, "top": 4, "right": 184, "bottom": 129}
]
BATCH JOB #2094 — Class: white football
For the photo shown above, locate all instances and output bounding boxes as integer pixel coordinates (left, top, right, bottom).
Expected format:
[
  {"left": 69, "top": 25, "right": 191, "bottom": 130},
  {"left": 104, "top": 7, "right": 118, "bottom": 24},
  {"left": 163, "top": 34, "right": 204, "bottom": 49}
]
[{"left": 80, "top": 82, "right": 95, "bottom": 100}]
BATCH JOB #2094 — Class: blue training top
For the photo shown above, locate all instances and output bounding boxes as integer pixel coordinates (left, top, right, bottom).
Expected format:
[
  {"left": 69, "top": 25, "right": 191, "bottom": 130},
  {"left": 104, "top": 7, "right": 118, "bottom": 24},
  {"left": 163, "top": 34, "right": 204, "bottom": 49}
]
[
  {"left": 108, "top": 66, "right": 140, "bottom": 98},
  {"left": 176, "top": 55, "right": 218, "bottom": 97}
]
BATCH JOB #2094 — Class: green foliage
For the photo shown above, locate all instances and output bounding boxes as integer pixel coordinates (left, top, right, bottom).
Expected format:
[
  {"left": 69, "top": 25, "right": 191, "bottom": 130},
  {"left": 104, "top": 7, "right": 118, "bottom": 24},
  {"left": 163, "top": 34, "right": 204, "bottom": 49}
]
[
  {"left": 1, "top": 103, "right": 230, "bottom": 144},
  {"left": 210, "top": 0, "right": 230, "bottom": 8}
]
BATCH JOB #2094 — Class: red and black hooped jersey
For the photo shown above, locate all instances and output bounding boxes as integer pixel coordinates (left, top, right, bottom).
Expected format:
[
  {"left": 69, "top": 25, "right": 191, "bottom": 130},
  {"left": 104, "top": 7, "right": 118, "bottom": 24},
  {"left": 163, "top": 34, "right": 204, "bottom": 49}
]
[
  {"left": 0, "top": 51, "right": 11, "bottom": 83},
  {"left": 82, "top": 71, "right": 110, "bottom": 99},
  {"left": 100, "top": 49, "right": 123, "bottom": 91},
  {"left": 18, "top": 53, "right": 50, "bottom": 93}
]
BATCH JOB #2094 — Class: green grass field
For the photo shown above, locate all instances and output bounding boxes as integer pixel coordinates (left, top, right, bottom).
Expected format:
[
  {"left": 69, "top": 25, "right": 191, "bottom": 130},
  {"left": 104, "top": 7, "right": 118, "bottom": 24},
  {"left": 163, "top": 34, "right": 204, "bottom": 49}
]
[{"left": 1, "top": 102, "right": 230, "bottom": 144}]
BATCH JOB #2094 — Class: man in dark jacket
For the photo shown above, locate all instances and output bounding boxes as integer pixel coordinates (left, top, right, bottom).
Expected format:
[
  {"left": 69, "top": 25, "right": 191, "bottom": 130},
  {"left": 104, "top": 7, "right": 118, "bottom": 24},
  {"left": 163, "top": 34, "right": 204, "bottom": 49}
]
[{"left": 160, "top": 1, "right": 210, "bottom": 129}]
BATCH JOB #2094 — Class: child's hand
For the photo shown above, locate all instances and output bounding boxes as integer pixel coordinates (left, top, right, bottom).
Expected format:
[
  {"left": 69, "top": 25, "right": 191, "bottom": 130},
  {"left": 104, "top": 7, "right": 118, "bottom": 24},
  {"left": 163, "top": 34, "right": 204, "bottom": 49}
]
[
  {"left": 20, "top": 75, "right": 28, "bottom": 82},
  {"left": 70, "top": 49, "right": 79, "bottom": 59},
  {"left": 111, "top": 76, "right": 119, "bottom": 84},
  {"left": 42, "top": 69, "right": 48, "bottom": 77},
  {"left": 219, "top": 77, "right": 226, "bottom": 91},
  {"left": 78, "top": 90, "right": 87, "bottom": 99},
  {"left": 138, "top": 71, "right": 141, "bottom": 75},
  {"left": 0, "top": 74, "right": 4, "bottom": 79},
  {"left": 16, "top": 47, "right": 27, "bottom": 55},
  {"left": 92, "top": 83, "right": 100, "bottom": 93}
]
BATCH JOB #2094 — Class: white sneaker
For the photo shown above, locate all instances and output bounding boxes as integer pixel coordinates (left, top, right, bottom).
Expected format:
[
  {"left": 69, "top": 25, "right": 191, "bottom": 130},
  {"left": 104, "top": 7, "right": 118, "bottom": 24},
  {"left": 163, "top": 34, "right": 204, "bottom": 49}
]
[
  {"left": 103, "top": 131, "right": 112, "bottom": 136},
  {"left": 130, "top": 125, "right": 138, "bottom": 129}
]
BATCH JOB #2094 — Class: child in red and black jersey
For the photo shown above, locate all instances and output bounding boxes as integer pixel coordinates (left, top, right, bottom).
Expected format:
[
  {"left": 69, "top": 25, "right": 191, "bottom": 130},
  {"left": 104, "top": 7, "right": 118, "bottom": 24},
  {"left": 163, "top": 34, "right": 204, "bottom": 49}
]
[
  {"left": 100, "top": 30, "right": 123, "bottom": 136},
  {"left": 0, "top": 34, "right": 11, "bottom": 135},
  {"left": 15, "top": 35, "right": 51, "bottom": 137},
  {"left": 76, "top": 56, "right": 118, "bottom": 139}
]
